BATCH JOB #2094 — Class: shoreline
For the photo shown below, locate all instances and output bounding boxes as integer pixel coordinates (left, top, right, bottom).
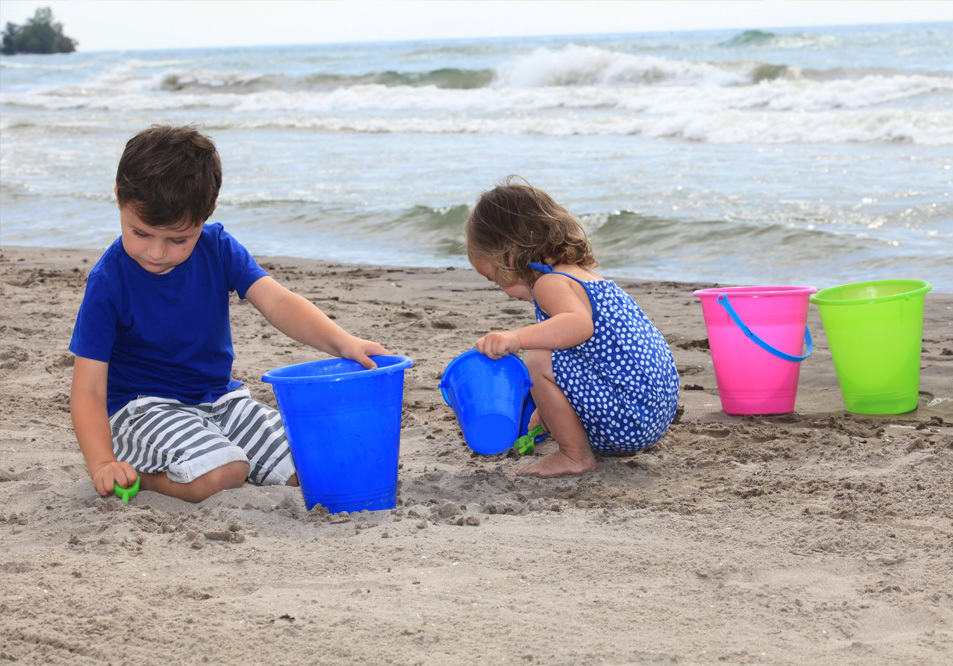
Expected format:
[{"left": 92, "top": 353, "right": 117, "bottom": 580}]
[
  {"left": 5, "top": 243, "right": 951, "bottom": 295},
  {"left": 2, "top": 245, "right": 952, "bottom": 663}
]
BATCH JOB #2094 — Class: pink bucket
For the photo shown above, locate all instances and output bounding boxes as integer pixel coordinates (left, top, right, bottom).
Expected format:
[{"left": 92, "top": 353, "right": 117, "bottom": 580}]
[{"left": 693, "top": 286, "right": 816, "bottom": 414}]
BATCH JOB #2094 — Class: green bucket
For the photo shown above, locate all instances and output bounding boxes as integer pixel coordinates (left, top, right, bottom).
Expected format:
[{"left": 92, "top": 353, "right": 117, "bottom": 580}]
[{"left": 810, "top": 279, "right": 932, "bottom": 415}]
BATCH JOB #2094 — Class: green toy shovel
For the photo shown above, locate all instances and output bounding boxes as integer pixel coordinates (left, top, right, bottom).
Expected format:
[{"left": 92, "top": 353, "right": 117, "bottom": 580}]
[
  {"left": 114, "top": 476, "right": 140, "bottom": 504},
  {"left": 513, "top": 425, "right": 548, "bottom": 455}
]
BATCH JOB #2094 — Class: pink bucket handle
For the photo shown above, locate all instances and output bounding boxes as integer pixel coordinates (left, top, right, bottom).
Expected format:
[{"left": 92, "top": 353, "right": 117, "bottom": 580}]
[{"left": 717, "top": 294, "right": 813, "bottom": 362}]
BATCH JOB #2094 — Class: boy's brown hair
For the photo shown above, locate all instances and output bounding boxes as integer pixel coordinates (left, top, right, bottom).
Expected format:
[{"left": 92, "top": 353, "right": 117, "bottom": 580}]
[
  {"left": 465, "top": 176, "right": 596, "bottom": 287},
  {"left": 115, "top": 125, "right": 222, "bottom": 228}
]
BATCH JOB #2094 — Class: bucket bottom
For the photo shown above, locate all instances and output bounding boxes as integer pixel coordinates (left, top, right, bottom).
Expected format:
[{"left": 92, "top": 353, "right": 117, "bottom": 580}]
[
  {"left": 461, "top": 413, "right": 520, "bottom": 456},
  {"left": 719, "top": 389, "right": 797, "bottom": 415},
  {"left": 843, "top": 391, "right": 919, "bottom": 415},
  {"left": 303, "top": 485, "right": 397, "bottom": 514}
]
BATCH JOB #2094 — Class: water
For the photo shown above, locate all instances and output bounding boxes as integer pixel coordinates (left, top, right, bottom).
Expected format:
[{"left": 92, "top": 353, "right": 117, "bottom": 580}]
[{"left": 2, "top": 23, "right": 951, "bottom": 290}]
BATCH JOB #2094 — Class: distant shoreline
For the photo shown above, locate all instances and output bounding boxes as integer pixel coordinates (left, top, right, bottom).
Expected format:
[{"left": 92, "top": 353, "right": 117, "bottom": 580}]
[
  {"left": 2, "top": 243, "right": 950, "bottom": 295},
  {"left": 14, "top": 19, "right": 953, "bottom": 55}
]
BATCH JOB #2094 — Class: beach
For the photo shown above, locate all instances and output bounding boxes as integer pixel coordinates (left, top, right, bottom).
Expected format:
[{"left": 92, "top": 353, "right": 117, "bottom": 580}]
[{"left": 1, "top": 245, "right": 951, "bottom": 664}]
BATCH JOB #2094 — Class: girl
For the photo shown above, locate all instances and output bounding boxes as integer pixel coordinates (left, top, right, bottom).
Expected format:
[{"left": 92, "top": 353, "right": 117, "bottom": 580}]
[{"left": 467, "top": 178, "right": 679, "bottom": 477}]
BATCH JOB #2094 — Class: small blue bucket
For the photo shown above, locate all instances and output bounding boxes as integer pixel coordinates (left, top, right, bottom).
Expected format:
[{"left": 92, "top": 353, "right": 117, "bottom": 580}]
[
  {"left": 520, "top": 393, "right": 537, "bottom": 436},
  {"left": 440, "top": 350, "right": 532, "bottom": 455},
  {"left": 262, "top": 355, "right": 413, "bottom": 513}
]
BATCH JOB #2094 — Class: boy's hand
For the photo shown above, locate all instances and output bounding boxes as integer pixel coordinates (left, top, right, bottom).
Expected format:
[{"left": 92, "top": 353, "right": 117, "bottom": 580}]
[
  {"left": 476, "top": 331, "right": 521, "bottom": 359},
  {"left": 92, "top": 461, "right": 138, "bottom": 497},
  {"left": 340, "top": 337, "right": 390, "bottom": 370}
]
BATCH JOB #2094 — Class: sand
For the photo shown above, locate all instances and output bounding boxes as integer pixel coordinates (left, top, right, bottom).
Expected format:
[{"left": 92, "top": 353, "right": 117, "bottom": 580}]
[{"left": 1, "top": 245, "right": 951, "bottom": 664}]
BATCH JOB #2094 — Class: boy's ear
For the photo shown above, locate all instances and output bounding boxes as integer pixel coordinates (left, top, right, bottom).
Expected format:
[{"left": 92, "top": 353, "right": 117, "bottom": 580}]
[{"left": 114, "top": 184, "right": 120, "bottom": 207}]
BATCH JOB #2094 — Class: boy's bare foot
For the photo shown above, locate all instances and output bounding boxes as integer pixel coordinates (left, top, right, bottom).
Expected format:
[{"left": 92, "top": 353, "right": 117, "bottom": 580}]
[{"left": 516, "top": 450, "right": 596, "bottom": 478}]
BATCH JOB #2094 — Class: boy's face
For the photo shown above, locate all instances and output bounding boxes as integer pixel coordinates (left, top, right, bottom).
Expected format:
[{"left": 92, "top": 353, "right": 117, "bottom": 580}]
[
  {"left": 471, "top": 255, "right": 533, "bottom": 302},
  {"left": 119, "top": 204, "right": 203, "bottom": 275}
]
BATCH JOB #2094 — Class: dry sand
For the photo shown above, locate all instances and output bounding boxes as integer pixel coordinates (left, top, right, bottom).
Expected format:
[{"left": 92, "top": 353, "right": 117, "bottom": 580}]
[{"left": 1, "top": 245, "right": 951, "bottom": 664}]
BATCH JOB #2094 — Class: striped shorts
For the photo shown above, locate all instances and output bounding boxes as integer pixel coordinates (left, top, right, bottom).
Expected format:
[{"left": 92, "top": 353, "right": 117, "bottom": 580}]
[{"left": 108, "top": 387, "right": 295, "bottom": 486}]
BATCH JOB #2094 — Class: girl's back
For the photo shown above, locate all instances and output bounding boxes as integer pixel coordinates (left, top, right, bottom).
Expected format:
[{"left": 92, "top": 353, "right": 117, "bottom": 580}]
[{"left": 531, "top": 262, "right": 679, "bottom": 452}]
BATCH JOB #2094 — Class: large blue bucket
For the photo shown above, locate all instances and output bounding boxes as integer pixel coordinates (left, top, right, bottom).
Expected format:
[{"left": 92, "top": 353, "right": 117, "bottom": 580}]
[
  {"left": 262, "top": 355, "right": 413, "bottom": 513},
  {"left": 440, "top": 350, "right": 532, "bottom": 455}
]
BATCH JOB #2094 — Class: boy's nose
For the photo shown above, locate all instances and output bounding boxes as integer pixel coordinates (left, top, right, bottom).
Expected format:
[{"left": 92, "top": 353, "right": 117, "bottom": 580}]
[{"left": 147, "top": 243, "right": 166, "bottom": 260}]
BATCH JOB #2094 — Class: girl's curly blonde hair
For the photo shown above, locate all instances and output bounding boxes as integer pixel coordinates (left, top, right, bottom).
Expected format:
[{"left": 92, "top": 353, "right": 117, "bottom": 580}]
[{"left": 465, "top": 177, "right": 596, "bottom": 287}]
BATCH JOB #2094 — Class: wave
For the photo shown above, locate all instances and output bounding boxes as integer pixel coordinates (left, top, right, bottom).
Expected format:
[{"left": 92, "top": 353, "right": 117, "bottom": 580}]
[
  {"left": 238, "top": 204, "right": 931, "bottom": 271},
  {"left": 584, "top": 211, "right": 946, "bottom": 282},
  {"left": 212, "top": 109, "right": 953, "bottom": 145},
  {"left": 492, "top": 45, "right": 952, "bottom": 87},
  {"left": 7, "top": 68, "right": 949, "bottom": 112},
  {"left": 153, "top": 46, "right": 801, "bottom": 92},
  {"left": 245, "top": 206, "right": 953, "bottom": 287},
  {"left": 9, "top": 44, "right": 952, "bottom": 102},
  {"left": 364, "top": 204, "right": 469, "bottom": 255},
  {"left": 158, "top": 66, "right": 495, "bottom": 92},
  {"left": 4, "top": 105, "right": 951, "bottom": 145},
  {"left": 720, "top": 29, "right": 840, "bottom": 49},
  {"left": 154, "top": 51, "right": 762, "bottom": 92},
  {"left": 495, "top": 44, "right": 754, "bottom": 87},
  {"left": 722, "top": 29, "right": 779, "bottom": 47},
  {"left": 4, "top": 42, "right": 952, "bottom": 145}
]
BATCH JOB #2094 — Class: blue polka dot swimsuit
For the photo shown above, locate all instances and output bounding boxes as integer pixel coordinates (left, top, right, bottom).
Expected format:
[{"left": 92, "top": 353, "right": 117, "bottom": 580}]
[{"left": 530, "top": 263, "right": 680, "bottom": 454}]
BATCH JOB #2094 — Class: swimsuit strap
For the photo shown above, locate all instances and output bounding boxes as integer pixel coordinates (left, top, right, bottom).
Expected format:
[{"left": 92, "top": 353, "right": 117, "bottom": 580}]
[{"left": 528, "top": 262, "right": 587, "bottom": 287}]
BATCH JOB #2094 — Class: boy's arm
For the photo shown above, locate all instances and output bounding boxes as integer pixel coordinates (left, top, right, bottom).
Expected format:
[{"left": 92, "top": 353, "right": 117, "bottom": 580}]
[
  {"left": 245, "top": 276, "right": 389, "bottom": 369},
  {"left": 477, "top": 275, "right": 593, "bottom": 358},
  {"left": 70, "top": 356, "right": 137, "bottom": 496}
]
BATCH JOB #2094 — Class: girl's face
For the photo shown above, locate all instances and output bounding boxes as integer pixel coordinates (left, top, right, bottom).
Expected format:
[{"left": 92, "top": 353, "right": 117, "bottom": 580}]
[{"left": 472, "top": 255, "right": 533, "bottom": 302}]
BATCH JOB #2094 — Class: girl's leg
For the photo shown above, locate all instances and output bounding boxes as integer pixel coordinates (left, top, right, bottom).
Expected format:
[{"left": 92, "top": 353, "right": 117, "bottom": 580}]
[{"left": 519, "top": 350, "right": 596, "bottom": 477}]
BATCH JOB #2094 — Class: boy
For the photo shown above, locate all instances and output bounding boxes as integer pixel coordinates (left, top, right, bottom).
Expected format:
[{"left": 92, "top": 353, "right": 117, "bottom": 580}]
[{"left": 69, "top": 125, "right": 387, "bottom": 502}]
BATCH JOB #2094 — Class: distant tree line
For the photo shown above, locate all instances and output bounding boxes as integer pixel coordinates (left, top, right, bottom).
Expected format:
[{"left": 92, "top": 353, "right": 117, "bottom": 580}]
[{"left": 2, "top": 7, "right": 76, "bottom": 55}]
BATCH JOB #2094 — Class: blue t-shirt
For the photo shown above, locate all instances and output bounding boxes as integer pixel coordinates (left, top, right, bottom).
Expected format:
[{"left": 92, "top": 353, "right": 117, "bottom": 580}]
[{"left": 69, "top": 223, "right": 268, "bottom": 415}]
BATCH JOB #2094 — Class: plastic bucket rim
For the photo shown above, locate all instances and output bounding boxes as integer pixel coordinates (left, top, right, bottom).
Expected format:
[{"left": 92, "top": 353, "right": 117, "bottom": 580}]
[
  {"left": 693, "top": 285, "right": 817, "bottom": 299},
  {"left": 261, "top": 354, "right": 413, "bottom": 385},
  {"left": 439, "top": 349, "right": 531, "bottom": 407},
  {"left": 810, "top": 279, "right": 932, "bottom": 306}
]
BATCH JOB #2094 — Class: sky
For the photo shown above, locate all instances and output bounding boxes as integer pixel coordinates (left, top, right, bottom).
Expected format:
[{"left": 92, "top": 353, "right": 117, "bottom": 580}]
[{"left": 1, "top": 0, "right": 952, "bottom": 52}]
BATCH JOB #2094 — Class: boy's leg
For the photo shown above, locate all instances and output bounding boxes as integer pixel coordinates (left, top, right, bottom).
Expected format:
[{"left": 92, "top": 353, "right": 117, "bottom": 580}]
[
  {"left": 520, "top": 350, "right": 596, "bottom": 477},
  {"left": 209, "top": 389, "right": 296, "bottom": 486},
  {"left": 111, "top": 397, "right": 252, "bottom": 502},
  {"left": 138, "top": 461, "right": 249, "bottom": 503}
]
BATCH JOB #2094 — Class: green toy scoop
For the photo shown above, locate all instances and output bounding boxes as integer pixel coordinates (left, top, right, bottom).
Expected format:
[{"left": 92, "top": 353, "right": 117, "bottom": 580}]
[
  {"left": 513, "top": 425, "right": 547, "bottom": 455},
  {"left": 114, "top": 476, "right": 140, "bottom": 504}
]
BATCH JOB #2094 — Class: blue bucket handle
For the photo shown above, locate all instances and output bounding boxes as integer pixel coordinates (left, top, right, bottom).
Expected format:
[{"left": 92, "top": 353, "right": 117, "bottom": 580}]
[{"left": 716, "top": 293, "right": 813, "bottom": 362}]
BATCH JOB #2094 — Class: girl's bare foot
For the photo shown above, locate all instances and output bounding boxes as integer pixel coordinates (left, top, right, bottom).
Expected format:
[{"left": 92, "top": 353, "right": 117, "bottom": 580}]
[{"left": 517, "top": 450, "right": 596, "bottom": 478}]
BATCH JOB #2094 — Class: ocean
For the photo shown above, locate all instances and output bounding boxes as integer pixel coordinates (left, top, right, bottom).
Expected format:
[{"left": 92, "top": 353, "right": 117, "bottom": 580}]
[{"left": 1, "top": 23, "right": 951, "bottom": 290}]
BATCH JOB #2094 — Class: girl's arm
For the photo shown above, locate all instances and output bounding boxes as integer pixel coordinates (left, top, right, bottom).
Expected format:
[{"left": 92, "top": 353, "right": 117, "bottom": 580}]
[
  {"left": 70, "top": 356, "right": 138, "bottom": 495},
  {"left": 477, "top": 274, "right": 594, "bottom": 357},
  {"left": 245, "top": 276, "right": 389, "bottom": 369}
]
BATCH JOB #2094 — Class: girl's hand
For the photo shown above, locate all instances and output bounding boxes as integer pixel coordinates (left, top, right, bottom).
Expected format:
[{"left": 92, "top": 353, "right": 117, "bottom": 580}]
[
  {"left": 527, "top": 408, "right": 548, "bottom": 434},
  {"left": 340, "top": 336, "right": 390, "bottom": 369},
  {"left": 92, "top": 461, "right": 138, "bottom": 497},
  {"left": 476, "top": 331, "right": 521, "bottom": 359}
]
